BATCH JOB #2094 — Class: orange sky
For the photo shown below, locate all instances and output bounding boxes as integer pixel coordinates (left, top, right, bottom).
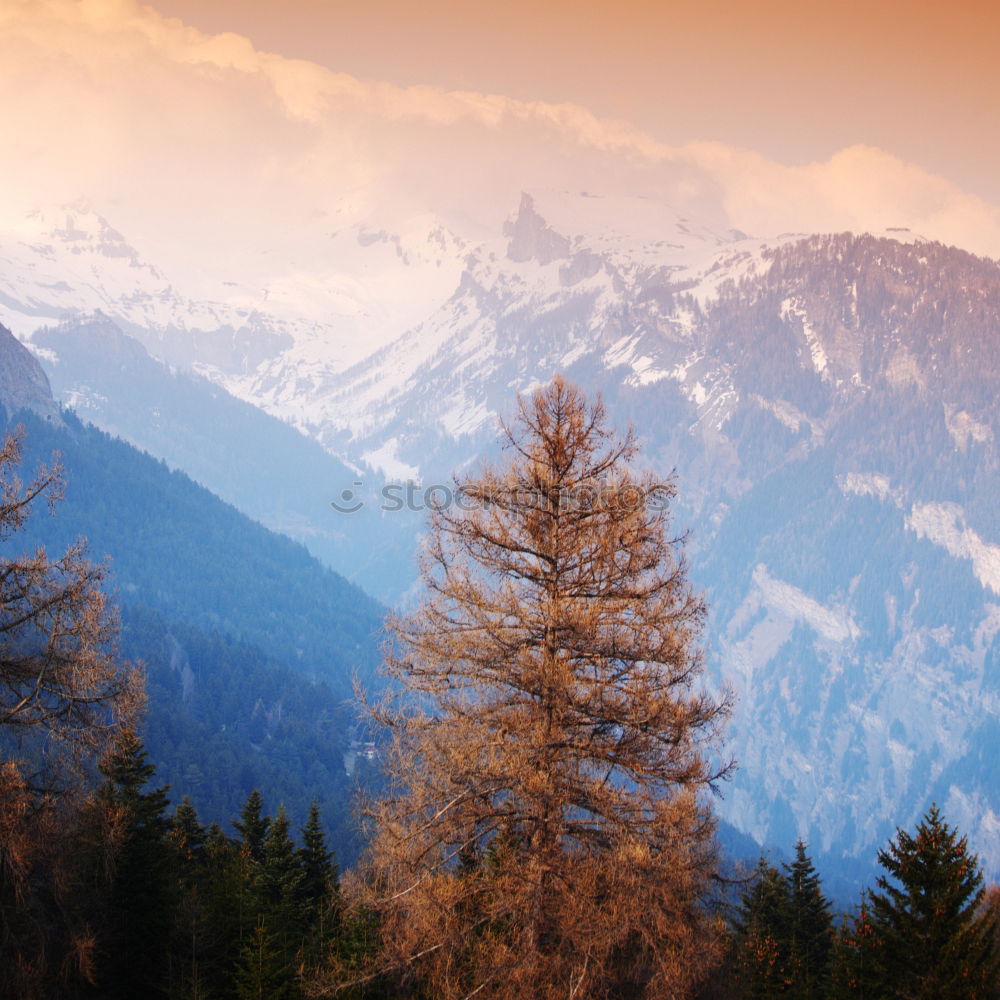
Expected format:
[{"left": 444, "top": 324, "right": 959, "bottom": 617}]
[
  {"left": 149, "top": 0, "right": 1000, "bottom": 204},
  {"left": 2, "top": 0, "right": 998, "bottom": 271}
]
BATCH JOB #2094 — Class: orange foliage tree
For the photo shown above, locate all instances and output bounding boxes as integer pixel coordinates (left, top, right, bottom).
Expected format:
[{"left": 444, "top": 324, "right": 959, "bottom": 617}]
[
  {"left": 0, "top": 429, "right": 142, "bottom": 998},
  {"left": 343, "top": 377, "right": 731, "bottom": 1000}
]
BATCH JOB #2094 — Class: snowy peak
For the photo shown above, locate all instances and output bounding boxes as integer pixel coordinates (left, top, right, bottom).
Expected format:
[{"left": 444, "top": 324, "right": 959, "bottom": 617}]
[
  {"left": 504, "top": 192, "right": 572, "bottom": 264},
  {"left": 504, "top": 189, "right": 729, "bottom": 273},
  {"left": 36, "top": 203, "right": 148, "bottom": 267}
]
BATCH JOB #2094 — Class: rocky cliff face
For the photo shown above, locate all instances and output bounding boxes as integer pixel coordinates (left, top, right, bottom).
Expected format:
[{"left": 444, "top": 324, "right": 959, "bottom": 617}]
[{"left": 0, "top": 323, "right": 60, "bottom": 422}]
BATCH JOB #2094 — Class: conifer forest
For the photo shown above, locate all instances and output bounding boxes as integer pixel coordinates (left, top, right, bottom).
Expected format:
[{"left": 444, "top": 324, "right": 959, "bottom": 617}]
[{"left": 1, "top": 380, "right": 997, "bottom": 999}]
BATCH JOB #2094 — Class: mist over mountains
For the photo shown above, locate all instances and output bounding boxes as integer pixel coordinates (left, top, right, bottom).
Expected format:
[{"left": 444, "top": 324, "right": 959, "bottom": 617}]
[{"left": 1, "top": 183, "right": 998, "bottom": 882}]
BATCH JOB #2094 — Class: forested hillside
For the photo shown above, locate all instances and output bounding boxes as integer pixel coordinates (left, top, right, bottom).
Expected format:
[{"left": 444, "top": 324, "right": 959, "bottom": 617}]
[
  {"left": 0, "top": 408, "right": 384, "bottom": 689},
  {"left": 0, "top": 402, "right": 385, "bottom": 855},
  {"left": 34, "top": 314, "right": 391, "bottom": 579}
]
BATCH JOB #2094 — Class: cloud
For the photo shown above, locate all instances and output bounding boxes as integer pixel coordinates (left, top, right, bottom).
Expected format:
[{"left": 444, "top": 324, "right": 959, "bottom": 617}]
[
  {"left": 1, "top": 0, "right": 998, "bottom": 271},
  {"left": 682, "top": 142, "right": 1000, "bottom": 258}
]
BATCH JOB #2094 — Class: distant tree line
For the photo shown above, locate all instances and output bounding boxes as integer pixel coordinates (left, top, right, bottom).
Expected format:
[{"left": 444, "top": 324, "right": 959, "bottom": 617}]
[
  {"left": 2, "top": 729, "right": 344, "bottom": 999},
  {"left": 722, "top": 809, "right": 999, "bottom": 999}
]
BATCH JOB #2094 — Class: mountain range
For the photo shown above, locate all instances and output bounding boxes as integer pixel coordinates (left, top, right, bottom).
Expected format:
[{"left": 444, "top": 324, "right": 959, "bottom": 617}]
[
  {"left": 0, "top": 323, "right": 385, "bottom": 858},
  {"left": 1, "top": 191, "right": 998, "bottom": 880}
]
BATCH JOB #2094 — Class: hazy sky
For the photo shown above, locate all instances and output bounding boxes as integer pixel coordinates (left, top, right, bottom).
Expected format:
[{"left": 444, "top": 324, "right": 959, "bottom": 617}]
[
  {"left": 2, "top": 0, "right": 999, "bottom": 275},
  {"left": 150, "top": 0, "right": 1000, "bottom": 205}
]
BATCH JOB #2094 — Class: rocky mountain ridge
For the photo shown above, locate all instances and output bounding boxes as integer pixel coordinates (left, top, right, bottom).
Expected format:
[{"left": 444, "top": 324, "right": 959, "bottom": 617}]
[{"left": 2, "top": 194, "right": 999, "bottom": 878}]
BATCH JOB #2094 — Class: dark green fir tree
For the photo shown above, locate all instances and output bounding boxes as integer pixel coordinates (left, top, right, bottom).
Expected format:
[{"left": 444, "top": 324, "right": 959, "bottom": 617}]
[
  {"left": 298, "top": 802, "right": 338, "bottom": 911},
  {"left": 259, "top": 805, "right": 307, "bottom": 982},
  {"left": 169, "top": 798, "right": 212, "bottom": 1000},
  {"left": 731, "top": 857, "right": 794, "bottom": 998},
  {"left": 171, "top": 796, "right": 208, "bottom": 866},
  {"left": 234, "top": 915, "right": 298, "bottom": 1000},
  {"left": 867, "top": 804, "right": 999, "bottom": 999},
  {"left": 201, "top": 822, "right": 250, "bottom": 998},
  {"left": 298, "top": 801, "right": 340, "bottom": 961},
  {"left": 782, "top": 841, "right": 833, "bottom": 998},
  {"left": 234, "top": 788, "right": 270, "bottom": 865},
  {"left": 827, "top": 893, "right": 882, "bottom": 1000},
  {"left": 93, "top": 730, "right": 175, "bottom": 999}
]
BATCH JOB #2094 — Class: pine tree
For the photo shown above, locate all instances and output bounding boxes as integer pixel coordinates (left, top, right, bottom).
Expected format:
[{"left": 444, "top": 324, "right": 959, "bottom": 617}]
[
  {"left": 867, "top": 804, "right": 999, "bottom": 999},
  {"left": 201, "top": 823, "right": 249, "bottom": 999},
  {"left": 783, "top": 841, "right": 832, "bottom": 998},
  {"left": 260, "top": 807, "right": 306, "bottom": 922},
  {"left": 254, "top": 804, "right": 307, "bottom": 994},
  {"left": 234, "top": 915, "right": 298, "bottom": 1000},
  {"left": 731, "top": 857, "right": 794, "bottom": 999},
  {"left": 827, "top": 894, "right": 881, "bottom": 1000},
  {"left": 93, "top": 730, "right": 175, "bottom": 999},
  {"left": 169, "top": 798, "right": 211, "bottom": 1000},
  {"left": 234, "top": 789, "right": 270, "bottom": 865},
  {"left": 298, "top": 801, "right": 340, "bottom": 962},
  {"left": 299, "top": 802, "right": 338, "bottom": 914},
  {"left": 172, "top": 796, "right": 208, "bottom": 865}
]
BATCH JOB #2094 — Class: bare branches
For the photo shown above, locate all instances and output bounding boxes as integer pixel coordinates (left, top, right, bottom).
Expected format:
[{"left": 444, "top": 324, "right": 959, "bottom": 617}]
[
  {"left": 346, "top": 376, "right": 731, "bottom": 1000},
  {"left": 0, "top": 429, "right": 142, "bottom": 997},
  {"left": 0, "top": 430, "right": 142, "bottom": 795}
]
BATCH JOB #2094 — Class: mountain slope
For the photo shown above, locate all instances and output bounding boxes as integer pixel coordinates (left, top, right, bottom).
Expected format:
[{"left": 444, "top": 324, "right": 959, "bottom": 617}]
[
  {"left": 32, "top": 313, "right": 389, "bottom": 579},
  {"left": 4, "top": 196, "right": 1000, "bottom": 878},
  {"left": 0, "top": 337, "right": 386, "bottom": 855},
  {"left": 1, "top": 405, "right": 384, "bottom": 693},
  {"left": 0, "top": 324, "right": 61, "bottom": 422}
]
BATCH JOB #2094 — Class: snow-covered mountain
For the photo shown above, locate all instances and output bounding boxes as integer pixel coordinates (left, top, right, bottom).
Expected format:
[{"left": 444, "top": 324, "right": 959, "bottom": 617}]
[
  {"left": 0, "top": 201, "right": 468, "bottom": 377},
  {"left": 3, "top": 192, "right": 1000, "bottom": 880}
]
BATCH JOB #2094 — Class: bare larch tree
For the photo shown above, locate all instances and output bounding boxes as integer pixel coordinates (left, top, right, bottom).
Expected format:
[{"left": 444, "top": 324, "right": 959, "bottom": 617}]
[
  {"left": 0, "top": 429, "right": 142, "bottom": 794},
  {"left": 345, "top": 377, "right": 731, "bottom": 1000},
  {"left": 0, "top": 429, "right": 142, "bottom": 996}
]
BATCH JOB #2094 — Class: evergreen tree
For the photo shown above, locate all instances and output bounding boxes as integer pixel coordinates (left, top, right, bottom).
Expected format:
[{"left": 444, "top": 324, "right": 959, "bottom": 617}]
[
  {"left": 827, "top": 894, "right": 882, "bottom": 1000},
  {"left": 731, "top": 857, "right": 794, "bottom": 998},
  {"left": 867, "top": 804, "right": 999, "bottom": 999},
  {"left": 200, "top": 823, "right": 250, "bottom": 999},
  {"left": 258, "top": 805, "right": 307, "bottom": 988},
  {"left": 234, "top": 789, "right": 270, "bottom": 865},
  {"left": 260, "top": 807, "right": 306, "bottom": 918},
  {"left": 298, "top": 801, "right": 340, "bottom": 963},
  {"left": 93, "top": 730, "right": 175, "bottom": 999},
  {"left": 169, "top": 798, "right": 211, "bottom": 1000},
  {"left": 782, "top": 841, "right": 832, "bottom": 998},
  {"left": 298, "top": 801, "right": 338, "bottom": 915},
  {"left": 234, "top": 915, "right": 298, "bottom": 1000},
  {"left": 172, "top": 796, "right": 208, "bottom": 866}
]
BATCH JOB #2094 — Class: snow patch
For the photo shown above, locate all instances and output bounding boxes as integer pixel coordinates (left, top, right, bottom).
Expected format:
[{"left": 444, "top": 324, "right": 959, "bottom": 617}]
[
  {"left": 781, "top": 297, "right": 829, "bottom": 377},
  {"left": 753, "top": 564, "right": 860, "bottom": 643},
  {"left": 906, "top": 502, "right": 1000, "bottom": 595},
  {"left": 438, "top": 398, "right": 492, "bottom": 438},
  {"left": 361, "top": 438, "right": 420, "bottom": 480},
  {"left": 837, "top": 472, "right": 896, "bottom": 504},
  {"left": 751, "top": 394, "right": 811, "bottom": 433},
  {"left": 944, "top": 406, "right": 992, "bottom": 450},
  {"left": 26, "top": 343, "right": 59, "bottom": 365}
]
